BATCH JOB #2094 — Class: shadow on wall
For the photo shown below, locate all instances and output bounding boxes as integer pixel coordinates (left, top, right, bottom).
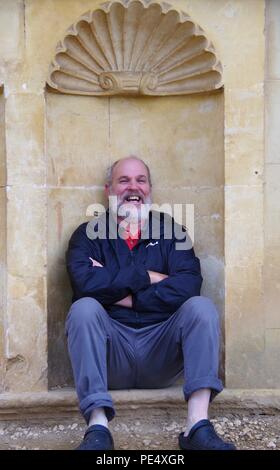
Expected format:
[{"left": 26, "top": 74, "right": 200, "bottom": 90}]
[{"left": 47, "top": 252, "right": 73, "bottom": 388}]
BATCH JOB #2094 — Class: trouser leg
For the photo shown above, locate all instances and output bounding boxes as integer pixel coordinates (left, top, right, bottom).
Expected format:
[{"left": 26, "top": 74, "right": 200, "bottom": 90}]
[
  {"left": 65, "top": 297, "right": 136, "bottom": 423},
  {"left": 136, "top": 296, "right": 223, "bottom": 400},
  {"left": 178, "top": 296, "right": 223, "bottom": 400}
]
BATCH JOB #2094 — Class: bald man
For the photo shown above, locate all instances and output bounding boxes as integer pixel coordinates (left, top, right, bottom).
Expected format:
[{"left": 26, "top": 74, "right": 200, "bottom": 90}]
[{"left": 66, "top": 156, "right": 236, "bottom": 451}]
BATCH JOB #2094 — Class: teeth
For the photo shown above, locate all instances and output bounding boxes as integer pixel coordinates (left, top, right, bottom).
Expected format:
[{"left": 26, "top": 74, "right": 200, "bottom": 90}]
[{"left": 126, "top": 196, "right": 140, "bottom": 201}]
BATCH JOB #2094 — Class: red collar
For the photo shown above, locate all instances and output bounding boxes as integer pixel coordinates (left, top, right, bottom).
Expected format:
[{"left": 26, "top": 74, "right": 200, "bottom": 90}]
[{"left": 124, "top": 228, "right": 141, "bottom": 250}]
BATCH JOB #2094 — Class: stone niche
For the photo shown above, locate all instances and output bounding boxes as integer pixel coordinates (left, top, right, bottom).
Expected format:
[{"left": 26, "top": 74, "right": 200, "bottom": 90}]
[{"left": 46, "top": 0, "right": 224, "bottom": 388}]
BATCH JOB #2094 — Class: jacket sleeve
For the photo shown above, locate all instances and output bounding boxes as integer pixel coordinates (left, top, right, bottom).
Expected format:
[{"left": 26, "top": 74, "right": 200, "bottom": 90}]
[
  {"left": 132, "top": 236, "right": 203, "bottom": 313},
  {"left": 66, "top": 224, "right": 150, "bottom": 306}
]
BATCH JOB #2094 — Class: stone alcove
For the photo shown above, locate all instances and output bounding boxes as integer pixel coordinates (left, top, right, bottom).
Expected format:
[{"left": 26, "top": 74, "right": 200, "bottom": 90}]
[{"left": 46, "top": 0, "right": 224, "bottom": 388}]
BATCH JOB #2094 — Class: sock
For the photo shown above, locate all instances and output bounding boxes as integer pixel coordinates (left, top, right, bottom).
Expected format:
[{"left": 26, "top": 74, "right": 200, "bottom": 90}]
[{"left": 88, "top": 407, "right": 108, "bottom": 429}]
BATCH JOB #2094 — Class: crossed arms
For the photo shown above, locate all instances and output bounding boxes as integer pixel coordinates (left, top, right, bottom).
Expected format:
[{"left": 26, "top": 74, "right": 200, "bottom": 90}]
[
  {"left": 66, "top": 224, "right": 203, "bottom": 314},
  {"left": 90, "top": 256, "right": 168, "bottom": 308}
]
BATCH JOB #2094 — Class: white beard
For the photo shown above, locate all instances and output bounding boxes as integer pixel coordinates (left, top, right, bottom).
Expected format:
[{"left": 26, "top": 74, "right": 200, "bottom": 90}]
[{"left": 108, "top": 194, "right": 152, "bottom": 235}]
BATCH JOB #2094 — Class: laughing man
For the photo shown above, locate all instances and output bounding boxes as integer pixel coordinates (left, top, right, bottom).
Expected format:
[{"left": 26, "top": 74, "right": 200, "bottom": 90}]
[{"left": 65, "top": 156, "right": 236, "bottom": 451}]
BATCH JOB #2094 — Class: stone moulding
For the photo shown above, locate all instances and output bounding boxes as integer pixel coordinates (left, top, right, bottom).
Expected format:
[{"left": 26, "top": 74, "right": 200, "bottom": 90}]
[
  {"left": 47, "top": 0, "right": 223, "bottom": 96},
  {"left": 1, "top": 388, "right": 280, "bottom": 418}
]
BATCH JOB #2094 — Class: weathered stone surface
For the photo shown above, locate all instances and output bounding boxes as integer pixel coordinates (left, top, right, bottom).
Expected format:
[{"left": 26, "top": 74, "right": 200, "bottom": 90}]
[
  {"left": 109, "top": 93, "right": 224, "bottom": 188},
  {"left": 200, "top": 256, "right": 224, "bottom": 310},
  {"left": 264, "top": 166, "right": 280, "bottom": 328},
  {"left": 6, "top": 187, "right": 47, "bottom": 278},
  {"left": 154, "top": 187, "right": 224, "bottom": 257},
  {"left": 5, "top": 94, "right": 45, "bottom": 185},
  {"left": 0, "top": 91, "right": 6, "bottom": 391},
  {"left": 225, "top": 86, "right": 264, "bottom": 185},
  {"left": 264, "top": 330, "right": 280, "bottom": 387},
  {"left": 225, "top": 185, "right": 263, "bottom": 267},
  {"left": 0, "top": 92, "right": 5, "bottom": 187},
  {"left": 0, "top": 0, "right": 25, "bottom": 94},
  {"left": 266, "top": 0, "right": 280, "bottom": 80},
  {"left": 0, "top": 186, "right": 6, "bottom": 392},
  {"left": 4, "top": 186, "right": 47, "bottom": 391},
  {"left": 265, "top": 81, "right": 280, "bottom": 164},
  {"left": 46, "top": 93, "right": 110, "bottom": 186},
  {"left": 24, "top": 0, "right": 105, "bottom": 93},
  {"left": 222, "top": 0, "right": 265, "bottom": 388},
  {"left": 1, "top": 387, "right": 280, "bottom": 416},
  {"left": 225, "top": 264, "right": 266, "bottom": 387},
  {"left": 263, "top": 247, "right": 280, "bottom": 329},
  {"left": 0, "top": 0, "right": 24, "bottom": 65},
  {"left": 263, "top": 1, "right": 280, "bottom": 356},
  {"left": 174, "top": 0, "right": 265, "bottom": 88},
  {"left": 264, "top": 165, "right": 280, "bottom": 247},
  {"left": 47, "top": 187, "right": 105, "bottom": 386},
  {"left": 5, "top": 275, "right": 47, "bottom": 392}
]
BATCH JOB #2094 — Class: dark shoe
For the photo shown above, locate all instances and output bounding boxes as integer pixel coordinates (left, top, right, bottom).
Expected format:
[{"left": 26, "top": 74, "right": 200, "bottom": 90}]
[
  {"left": 76, "top": 424, "right": 114, "bottom": 450},
  {"left": 179, "top": 419, "right": 236, "bottom": 451}
]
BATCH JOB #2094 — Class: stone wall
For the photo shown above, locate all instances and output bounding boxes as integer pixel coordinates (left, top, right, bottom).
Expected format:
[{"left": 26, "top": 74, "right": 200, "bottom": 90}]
[
  {"left": 0, "top": 0, "right": 277, "bottom": 393},
  {"left": 0, "top": 88, "right": 6, "bottom": 391},
  {"left": 264, "top": 0, "right": 280, "bottom": 387}
]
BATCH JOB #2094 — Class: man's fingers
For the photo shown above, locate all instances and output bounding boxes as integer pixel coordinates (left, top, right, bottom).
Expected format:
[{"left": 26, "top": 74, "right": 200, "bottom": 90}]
[
  {"left": 148, "top": 270, "right": 168, "bottom": 284},
  {"left": 89, "top": 257, "right": 103, "bottom": 267}
]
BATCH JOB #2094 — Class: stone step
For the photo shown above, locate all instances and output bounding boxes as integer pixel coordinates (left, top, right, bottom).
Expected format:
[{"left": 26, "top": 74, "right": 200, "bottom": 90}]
[{"left": 0, "top": 386, "right": 280, "bottom": 419}]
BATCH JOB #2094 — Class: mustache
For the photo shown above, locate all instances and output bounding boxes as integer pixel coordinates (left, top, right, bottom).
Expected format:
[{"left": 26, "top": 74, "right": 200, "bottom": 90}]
[{"left": 108, "top": 193, "right": 152, "bottom": 220}]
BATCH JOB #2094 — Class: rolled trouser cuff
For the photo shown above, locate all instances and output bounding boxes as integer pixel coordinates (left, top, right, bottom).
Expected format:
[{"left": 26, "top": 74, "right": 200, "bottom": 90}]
[
  {"left": 183, "top": 376, "right": 223, "bottom": 402},
  {"left": 80, "top": 392, "right": 115, "bottom": 424}
]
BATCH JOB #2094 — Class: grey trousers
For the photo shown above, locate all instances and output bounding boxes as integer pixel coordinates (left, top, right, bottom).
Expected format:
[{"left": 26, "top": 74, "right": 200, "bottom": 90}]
[{"left": 65, "top": 296, "right": 223, "bottom": 423}]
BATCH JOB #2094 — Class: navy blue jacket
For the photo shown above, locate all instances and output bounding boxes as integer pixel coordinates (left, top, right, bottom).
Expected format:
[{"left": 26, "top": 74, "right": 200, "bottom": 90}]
[{"left": 66, "top": 211, "right": 203, "bottom": 328}]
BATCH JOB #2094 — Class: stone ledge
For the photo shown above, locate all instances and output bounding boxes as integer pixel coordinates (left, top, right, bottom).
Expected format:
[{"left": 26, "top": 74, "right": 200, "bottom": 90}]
[{"left": 0, "top": 386, "right": 280, "bottom": 418}]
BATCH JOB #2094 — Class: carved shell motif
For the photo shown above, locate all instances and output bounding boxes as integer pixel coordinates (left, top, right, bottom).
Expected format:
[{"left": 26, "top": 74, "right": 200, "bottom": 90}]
[{"left": 47, "top": 0, "right": 223, "bottom": 96}]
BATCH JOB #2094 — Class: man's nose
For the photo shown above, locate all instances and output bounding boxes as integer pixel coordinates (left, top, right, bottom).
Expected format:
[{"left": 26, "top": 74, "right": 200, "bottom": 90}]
[{"left": 127, "top": 180, "right": 138, "bottom": 191}]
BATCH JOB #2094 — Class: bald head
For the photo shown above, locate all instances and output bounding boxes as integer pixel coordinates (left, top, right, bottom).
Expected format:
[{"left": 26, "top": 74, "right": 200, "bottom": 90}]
[
  {"left": 104, "top": 156, "right": 152, "bottom": 221},
  {"left": 105, "top": 156, "right": 152, "bottom": 188}
]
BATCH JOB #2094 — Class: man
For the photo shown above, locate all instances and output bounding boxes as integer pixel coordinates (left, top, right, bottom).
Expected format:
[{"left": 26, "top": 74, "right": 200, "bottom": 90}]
[{"left": 65, "top": 156, "right": 236, "bottom": 451}]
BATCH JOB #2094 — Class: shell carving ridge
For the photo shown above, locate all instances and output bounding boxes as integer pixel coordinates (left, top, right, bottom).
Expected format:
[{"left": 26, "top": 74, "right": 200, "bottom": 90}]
[{"left": 47, "top": 0, "right": 223, "bottom": 96}]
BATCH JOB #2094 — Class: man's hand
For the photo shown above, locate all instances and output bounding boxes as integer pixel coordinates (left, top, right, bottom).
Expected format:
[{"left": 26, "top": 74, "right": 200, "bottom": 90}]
[
  {"left": 89, "top": 257, "right": 103, "bottom": 267},
  {"left": 114, "top": 295, "right": 132, "bottom": 308},
  {"left": 89, "top": 260, "right": 166, "bottom": 305},
  {"left": 148, "top": 271, "right": 168, "bottom": 284},
  {"left": 89, "top": 258, "right": 132, "bottom": 307}
]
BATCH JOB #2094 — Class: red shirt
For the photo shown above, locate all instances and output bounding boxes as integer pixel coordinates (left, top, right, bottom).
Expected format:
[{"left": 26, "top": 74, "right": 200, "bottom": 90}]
[{"left": 124, "top": 228, "right": 141, "bottom": 250}]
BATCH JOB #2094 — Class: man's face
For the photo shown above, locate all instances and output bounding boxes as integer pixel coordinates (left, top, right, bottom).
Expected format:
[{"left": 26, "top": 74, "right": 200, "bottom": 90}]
[{"left": 105, "top": 158, "right": 152, "bottom": 222}]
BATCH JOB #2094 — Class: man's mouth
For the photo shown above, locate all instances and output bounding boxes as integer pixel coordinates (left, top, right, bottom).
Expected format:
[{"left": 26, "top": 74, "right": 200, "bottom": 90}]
[{"left": 124, "top": 195, "right": 142, "bottom": 203}]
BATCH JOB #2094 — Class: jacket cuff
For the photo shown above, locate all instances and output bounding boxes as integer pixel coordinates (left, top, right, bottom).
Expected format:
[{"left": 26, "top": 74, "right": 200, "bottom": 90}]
[
  {"left": 129, "top": 264, "right": 151, "bottom": 293},
  {"left": 132, "top": 284, "right": 156, "bottom": 311},
  {"left": 119, "top": 264, "right": 150, "bottom": 294}
]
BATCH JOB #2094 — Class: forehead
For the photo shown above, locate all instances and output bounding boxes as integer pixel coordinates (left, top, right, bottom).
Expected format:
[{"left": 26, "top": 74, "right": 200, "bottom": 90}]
[{"left": 112, "top": 159, "right": 149, "bottom": 179}]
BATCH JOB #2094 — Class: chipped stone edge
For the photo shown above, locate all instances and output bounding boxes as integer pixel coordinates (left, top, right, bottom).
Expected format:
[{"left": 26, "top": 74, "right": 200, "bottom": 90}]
[{"left": 0, "top": 387, "right": 280, "bottom": 418}]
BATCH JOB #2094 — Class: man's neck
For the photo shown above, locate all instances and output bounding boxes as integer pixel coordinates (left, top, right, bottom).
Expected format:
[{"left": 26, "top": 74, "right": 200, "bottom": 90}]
[{"left": 118, "top": 220, "right": 141, "bottom": 238}]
